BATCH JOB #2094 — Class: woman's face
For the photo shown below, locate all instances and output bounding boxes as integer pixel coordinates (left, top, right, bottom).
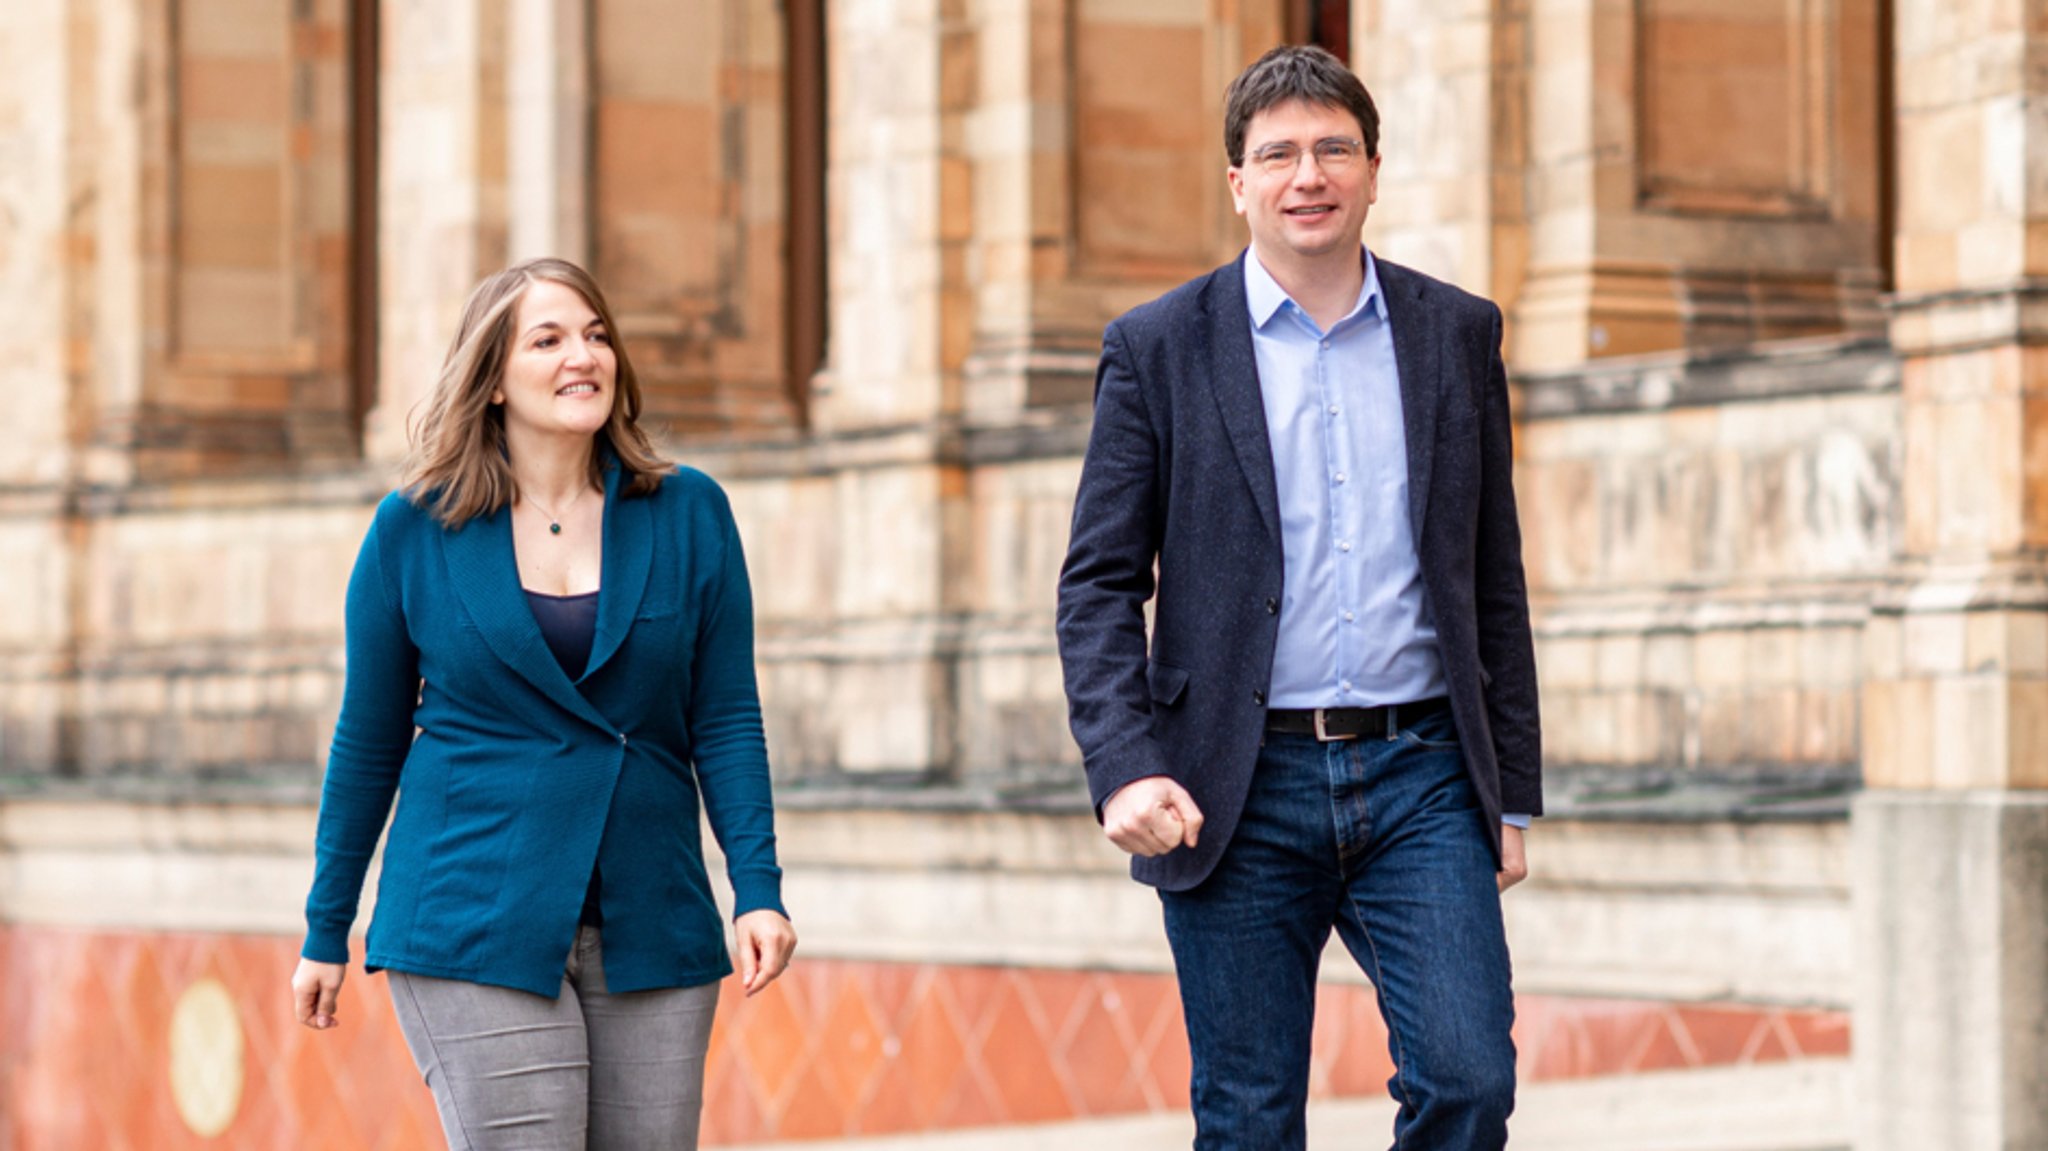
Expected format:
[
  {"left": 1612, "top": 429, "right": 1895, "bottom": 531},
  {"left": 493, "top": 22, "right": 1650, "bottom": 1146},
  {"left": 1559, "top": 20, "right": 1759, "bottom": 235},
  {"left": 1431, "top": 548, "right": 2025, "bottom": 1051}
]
[{"left": 493, "top": 279, "right": 618, "bottom": 442}]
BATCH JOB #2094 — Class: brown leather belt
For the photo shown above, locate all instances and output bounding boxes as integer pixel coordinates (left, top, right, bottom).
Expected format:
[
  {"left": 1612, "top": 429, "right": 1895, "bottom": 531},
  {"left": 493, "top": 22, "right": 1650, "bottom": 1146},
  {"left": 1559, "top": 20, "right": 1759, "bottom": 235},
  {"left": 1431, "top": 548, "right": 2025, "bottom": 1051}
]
[{"left": 1264, "top": 697, "right": 1451, "bottom": 742}]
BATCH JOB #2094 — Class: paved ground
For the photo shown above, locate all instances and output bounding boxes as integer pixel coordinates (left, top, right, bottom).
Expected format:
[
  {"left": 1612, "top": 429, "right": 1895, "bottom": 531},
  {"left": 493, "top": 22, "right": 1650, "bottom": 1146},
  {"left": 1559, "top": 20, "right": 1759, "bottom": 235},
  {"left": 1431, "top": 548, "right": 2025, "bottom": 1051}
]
[{"left": 738, "top": 1059, "right": 1853, "bottom": 1151}]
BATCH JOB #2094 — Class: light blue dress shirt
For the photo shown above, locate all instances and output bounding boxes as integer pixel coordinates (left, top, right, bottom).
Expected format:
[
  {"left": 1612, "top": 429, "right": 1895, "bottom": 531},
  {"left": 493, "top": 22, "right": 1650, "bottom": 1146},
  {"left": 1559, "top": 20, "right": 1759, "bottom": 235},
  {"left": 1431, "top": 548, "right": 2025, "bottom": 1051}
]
[
  {"left": 1248, "top": 248, "right": 1444, "bottom": 710},
  {"left": 1245, "top": 248, "right": 1528, "bottom": 828}
]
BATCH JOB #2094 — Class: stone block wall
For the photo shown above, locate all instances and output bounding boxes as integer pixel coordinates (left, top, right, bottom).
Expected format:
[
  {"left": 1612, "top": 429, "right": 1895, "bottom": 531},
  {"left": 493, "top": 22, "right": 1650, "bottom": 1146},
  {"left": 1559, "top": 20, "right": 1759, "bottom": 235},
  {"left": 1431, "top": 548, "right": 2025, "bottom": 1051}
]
[
  {"left": 1517, "top": 340, "right": 1898, "bottom": 794},
  {"left": 2, "top": 0, "right": 1914, "bottom": 808},
  {"left": 1, "top": 0, "right": 1917, "bottom": 814},
  {"left": 0, "top": 477, "right": 377, "bottom": 783}
]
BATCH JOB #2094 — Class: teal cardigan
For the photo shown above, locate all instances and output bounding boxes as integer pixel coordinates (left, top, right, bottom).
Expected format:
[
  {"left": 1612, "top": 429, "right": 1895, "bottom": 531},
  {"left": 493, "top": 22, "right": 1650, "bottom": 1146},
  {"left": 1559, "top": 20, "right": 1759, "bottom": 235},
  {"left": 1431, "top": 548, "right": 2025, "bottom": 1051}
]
[{"left": 301, "top": 463, "right": 784, "bottom": 997}]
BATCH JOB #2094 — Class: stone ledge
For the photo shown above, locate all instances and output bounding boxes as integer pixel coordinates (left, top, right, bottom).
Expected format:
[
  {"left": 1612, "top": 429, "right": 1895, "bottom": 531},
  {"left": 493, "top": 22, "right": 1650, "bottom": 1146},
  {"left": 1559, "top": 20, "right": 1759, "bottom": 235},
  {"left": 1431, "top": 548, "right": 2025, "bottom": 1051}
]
[
  {"left": 1886, "top": 278, "right": 2048, "bottom": 356},
  {"left": 1518, "top": 336, "right": 1898, "bottom": 420},
  {"left": 0, "top": 413, "right": 1096, "bottom": 514},
  {"left": 775, "top": 776, "right": 1095, "bottom": 815},
  {"left": 0, "top": 762, "right": 1861, "bottom": 824},
  {"left": 0, "top": 770, "right": 320, "bottom": 805},
  {"left": 777, "top": 765, "right": 1861, "bottom": 825},
  {"left": 1543, "top": 763, "right": 1860, "bottom": 823},
  {"left": 1536, "top": 586, "right": 1881, "bottom": 636},
  {"left": 676, "top": 407, "right": 1095, "bottom": 480},
  {"left": 0, "top": 467, "right": 389, "bottom": 516}
]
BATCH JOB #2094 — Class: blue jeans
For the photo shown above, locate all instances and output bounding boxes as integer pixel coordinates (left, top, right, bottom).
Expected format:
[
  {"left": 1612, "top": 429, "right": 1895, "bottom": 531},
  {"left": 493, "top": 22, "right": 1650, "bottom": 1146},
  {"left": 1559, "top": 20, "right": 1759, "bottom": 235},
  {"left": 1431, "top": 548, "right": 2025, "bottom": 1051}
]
[{"left": 1160, "top": 707, "right": 1516, "bottom": 1150}]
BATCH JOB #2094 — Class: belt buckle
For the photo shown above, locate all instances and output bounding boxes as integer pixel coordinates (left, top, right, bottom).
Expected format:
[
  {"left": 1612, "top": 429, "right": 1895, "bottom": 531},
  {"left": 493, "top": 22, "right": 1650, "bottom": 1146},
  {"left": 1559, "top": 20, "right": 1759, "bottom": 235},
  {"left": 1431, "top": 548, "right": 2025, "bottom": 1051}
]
[{"left": 1313, "top": 708, "right": 1357, "bottom": 742}]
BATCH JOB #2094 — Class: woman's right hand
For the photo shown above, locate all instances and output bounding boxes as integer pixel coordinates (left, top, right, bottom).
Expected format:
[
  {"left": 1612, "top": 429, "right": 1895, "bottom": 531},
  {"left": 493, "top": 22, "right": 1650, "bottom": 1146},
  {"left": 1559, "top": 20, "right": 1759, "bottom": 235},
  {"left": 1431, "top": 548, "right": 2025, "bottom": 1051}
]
[{"left": 292, "top": 958, "right": 348, "bottom": 1030}]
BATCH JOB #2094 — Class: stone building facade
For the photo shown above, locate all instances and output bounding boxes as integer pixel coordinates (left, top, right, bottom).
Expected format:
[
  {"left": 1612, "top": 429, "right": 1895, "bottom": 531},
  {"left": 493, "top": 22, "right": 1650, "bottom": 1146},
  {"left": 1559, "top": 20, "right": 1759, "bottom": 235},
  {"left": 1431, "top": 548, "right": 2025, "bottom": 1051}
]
[{"left": 0, "top": 0, "right": 2042, "bottom": 1147}]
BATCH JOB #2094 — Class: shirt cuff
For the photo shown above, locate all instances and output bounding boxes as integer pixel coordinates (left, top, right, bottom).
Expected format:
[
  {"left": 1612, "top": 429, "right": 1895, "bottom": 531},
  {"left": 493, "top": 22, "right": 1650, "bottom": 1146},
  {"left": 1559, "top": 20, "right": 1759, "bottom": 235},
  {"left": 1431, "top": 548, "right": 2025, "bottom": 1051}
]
[{"left": 1501, "top": 813, "right": 1532, "bottom": 830}]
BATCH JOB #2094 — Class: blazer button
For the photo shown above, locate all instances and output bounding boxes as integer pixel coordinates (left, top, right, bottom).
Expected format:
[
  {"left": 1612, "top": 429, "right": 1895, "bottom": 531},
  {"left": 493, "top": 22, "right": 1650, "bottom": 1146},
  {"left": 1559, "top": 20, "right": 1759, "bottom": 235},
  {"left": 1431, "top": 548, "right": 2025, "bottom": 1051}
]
[
  {"left": 618, "top": 732, "right": 629, "bottom": 747},
  {"left": 1265, "top": 597, "right": 1278, "bottom": 615},
  {"left": 1252, "top": 689, "right": 1266, "bottom": 706}
]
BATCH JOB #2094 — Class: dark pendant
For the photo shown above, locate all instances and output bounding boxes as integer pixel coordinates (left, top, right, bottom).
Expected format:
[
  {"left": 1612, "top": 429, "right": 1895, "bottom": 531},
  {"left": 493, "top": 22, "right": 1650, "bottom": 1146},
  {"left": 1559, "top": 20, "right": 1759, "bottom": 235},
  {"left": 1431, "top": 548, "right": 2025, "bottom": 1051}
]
[{"left": 549, "top": 522, "right": 562, "bottom": 535}]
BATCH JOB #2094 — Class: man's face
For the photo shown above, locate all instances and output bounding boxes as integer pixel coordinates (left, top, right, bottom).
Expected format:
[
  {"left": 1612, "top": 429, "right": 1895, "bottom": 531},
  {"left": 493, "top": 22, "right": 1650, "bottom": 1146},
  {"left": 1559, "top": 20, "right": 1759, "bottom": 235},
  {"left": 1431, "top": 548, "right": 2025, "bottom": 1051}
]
[{"left": 1227, "top": 99, "right": 1379, "bottom": 265}]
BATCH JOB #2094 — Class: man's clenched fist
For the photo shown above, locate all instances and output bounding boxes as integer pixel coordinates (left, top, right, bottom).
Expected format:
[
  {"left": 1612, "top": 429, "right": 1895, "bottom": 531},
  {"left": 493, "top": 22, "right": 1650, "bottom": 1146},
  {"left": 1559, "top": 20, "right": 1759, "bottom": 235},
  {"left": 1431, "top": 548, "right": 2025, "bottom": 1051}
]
[{"left": 1103, "top": 776, "right": 1206, "bottom": 857}]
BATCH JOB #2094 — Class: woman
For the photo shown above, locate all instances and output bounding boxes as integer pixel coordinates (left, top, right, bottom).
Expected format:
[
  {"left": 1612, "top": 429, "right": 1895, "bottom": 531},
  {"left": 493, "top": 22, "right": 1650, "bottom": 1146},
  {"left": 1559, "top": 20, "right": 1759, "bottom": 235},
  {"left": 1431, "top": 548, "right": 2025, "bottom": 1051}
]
[{"left": 291, "top": 257, "right": 796, "bottom": 1149}]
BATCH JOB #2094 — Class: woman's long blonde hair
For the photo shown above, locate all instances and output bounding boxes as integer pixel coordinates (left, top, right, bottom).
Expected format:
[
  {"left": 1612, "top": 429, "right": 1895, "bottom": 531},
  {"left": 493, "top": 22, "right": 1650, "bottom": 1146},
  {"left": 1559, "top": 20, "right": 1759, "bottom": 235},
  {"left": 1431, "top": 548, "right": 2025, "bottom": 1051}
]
[{"left": 402, "top": 258, "right": 673, "bottom": 528}]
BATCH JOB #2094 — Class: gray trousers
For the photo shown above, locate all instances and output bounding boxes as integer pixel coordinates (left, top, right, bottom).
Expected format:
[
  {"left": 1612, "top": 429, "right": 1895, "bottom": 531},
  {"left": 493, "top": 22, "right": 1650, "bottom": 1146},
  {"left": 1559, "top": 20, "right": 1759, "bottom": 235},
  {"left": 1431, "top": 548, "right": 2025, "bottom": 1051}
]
[{"left": 388, "top": 926, "right": 720, "bottom": 1150}]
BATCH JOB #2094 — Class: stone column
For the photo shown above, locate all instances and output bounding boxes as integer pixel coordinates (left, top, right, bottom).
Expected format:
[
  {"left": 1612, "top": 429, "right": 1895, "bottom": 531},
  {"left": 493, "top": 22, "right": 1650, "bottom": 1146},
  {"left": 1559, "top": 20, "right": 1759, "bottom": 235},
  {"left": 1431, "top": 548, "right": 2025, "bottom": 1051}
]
[
  {"left": 0, "top": 0, "right": 87, "bottom": 491},
  {"left": 366, "top": 0, "right": 514, "bottom": 465},
  {"left": 777, "top": 0, "right": 964, "bottom": 782},
  {"left": 816, "top": 0, "right": 952, "bottom": 436},
  {"left": 505, "top": 0, "right": 591, "bottom": 267},
  {"left": 1353, "top": 0, "right": 1496, "bottom": 293},
  {"left": 1854, "top": 1, "right": 2048, "bottom": 1146},
  {"left": 959, "top": 0, "right": 1094, "bottom": 420},
  {"left": 0, "top": 0, "right": 95, "bottom": 770},
  {"left": 72, "top": 0, "right": 152, "bottom": 490}
]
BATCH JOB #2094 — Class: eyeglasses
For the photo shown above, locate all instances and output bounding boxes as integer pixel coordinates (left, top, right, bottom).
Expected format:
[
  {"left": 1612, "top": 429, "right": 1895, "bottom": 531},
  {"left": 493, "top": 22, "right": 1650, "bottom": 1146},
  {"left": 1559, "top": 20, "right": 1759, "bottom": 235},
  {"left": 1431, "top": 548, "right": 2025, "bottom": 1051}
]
[{"left": 1245, "top": 137, "right": 1368, "bottom": 175}]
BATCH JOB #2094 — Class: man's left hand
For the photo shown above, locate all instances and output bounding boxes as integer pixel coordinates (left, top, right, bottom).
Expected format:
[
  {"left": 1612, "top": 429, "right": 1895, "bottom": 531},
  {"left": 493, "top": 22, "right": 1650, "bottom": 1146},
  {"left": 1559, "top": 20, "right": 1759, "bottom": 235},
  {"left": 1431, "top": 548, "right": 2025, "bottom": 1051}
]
[{"left": 1497, "top": 824, "right": 1529, "bottom": 893}]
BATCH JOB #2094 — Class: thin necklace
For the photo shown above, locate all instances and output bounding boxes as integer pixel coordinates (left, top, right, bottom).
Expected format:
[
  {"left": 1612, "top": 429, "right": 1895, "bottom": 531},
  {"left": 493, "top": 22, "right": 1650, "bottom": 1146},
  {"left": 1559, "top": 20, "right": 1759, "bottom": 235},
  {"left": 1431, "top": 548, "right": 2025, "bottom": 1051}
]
[{"left": 522, "top": 486, "right": 587, "bottom": 536}]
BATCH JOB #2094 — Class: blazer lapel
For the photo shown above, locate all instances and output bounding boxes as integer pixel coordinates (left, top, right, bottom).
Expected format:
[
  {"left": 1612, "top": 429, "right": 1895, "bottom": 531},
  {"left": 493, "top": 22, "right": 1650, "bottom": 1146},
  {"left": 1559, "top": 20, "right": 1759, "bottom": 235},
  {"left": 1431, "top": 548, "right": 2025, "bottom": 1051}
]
[
  {"left": 1378, "top": 259, "right": 1440, "bottom": 546},
  {"left": 1206, "top": 253, "right": 1283, "bottom": 547},
  {"left": 580, "top": 461, "right": 651, "bottom": 682},
  {"left": 443, "top": 500, "right": 615, "bottom": 732}
]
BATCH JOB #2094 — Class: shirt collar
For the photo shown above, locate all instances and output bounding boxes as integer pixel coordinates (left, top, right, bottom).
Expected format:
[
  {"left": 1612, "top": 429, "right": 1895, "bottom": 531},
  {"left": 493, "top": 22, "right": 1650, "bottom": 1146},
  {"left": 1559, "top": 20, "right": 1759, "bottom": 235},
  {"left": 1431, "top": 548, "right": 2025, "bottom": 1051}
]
[{"left": 1244, "top": 245, "right": 1385, "bottom": 331}]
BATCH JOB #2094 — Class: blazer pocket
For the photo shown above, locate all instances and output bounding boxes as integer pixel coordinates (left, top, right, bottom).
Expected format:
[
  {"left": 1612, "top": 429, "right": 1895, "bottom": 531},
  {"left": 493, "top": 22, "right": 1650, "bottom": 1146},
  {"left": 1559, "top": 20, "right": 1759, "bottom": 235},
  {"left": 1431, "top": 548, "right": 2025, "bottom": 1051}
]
[
  {"left": 635, "top": 601, "right": 680, "bottom": 621},
  {"left": 1147, "top": 660, "right": 1190, "bottom": 707}
]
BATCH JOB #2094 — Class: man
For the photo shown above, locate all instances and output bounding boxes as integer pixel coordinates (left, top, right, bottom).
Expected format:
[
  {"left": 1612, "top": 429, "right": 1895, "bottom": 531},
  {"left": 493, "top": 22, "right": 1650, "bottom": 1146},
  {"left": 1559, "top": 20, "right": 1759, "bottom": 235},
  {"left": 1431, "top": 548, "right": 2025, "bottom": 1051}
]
[{"left": 1055, "top": 45, "right": 1541, "bottom": 1150}]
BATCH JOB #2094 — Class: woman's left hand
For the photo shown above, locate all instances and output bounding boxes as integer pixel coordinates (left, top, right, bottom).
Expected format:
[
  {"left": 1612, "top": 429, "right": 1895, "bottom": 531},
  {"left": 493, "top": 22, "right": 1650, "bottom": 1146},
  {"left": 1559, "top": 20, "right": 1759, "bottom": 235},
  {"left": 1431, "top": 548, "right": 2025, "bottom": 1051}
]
[{"left": 734, "top": 909, "right": 797, "bottom": 997}]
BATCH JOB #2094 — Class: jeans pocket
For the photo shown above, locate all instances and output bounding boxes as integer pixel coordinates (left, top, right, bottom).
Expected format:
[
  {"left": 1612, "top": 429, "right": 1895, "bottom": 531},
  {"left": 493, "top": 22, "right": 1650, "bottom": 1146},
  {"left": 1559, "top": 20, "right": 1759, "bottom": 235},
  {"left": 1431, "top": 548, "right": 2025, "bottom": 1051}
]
[
  {"left": 1396, "top": 710, "right": 1461, "bottom": 751},
  {"left": 1398, "top": 728, "right": 1461, "bottom": 751}
]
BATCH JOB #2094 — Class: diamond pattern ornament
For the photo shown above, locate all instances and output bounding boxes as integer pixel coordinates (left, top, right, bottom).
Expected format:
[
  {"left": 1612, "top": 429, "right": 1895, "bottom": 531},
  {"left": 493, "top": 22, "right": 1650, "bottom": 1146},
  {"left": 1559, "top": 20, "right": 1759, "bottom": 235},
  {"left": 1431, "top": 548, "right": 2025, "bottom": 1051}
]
[{"left": 167, "top": 978, "right": 244, "bottom": 1138}]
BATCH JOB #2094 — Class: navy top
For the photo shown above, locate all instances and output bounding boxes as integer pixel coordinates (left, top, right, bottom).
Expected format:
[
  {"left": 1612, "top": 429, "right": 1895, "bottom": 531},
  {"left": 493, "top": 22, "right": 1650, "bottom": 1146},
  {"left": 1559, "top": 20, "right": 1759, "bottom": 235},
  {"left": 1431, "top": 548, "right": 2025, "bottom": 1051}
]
[
  {"left": 301, "top": 463, "right": 786, "bottom": 998},
  {"left": 526, "top": 589, "right": 603, "bottom": 925},
  {"left": 526, "top": 589, "right": 599, "bottom": 680}
]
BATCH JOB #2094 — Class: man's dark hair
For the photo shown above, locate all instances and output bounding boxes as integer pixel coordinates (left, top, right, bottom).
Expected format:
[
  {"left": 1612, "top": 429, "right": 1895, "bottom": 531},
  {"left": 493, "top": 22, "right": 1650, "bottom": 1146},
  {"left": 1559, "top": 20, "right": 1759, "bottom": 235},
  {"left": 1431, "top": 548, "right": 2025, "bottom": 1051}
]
[{"left": 1223, "top": 45, "right": 1380, "bottom": 167}]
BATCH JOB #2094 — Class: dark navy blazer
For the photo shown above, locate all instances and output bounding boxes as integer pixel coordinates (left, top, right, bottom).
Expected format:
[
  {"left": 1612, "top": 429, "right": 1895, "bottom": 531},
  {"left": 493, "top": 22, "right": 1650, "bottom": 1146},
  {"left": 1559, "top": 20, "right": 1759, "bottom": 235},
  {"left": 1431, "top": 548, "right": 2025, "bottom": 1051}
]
[
  {"left": 1056, "top": 252, "right": 1542, "bottom": 891},
  {"left": 301, "top": 462, "right": 784, "bottom": 997}
]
